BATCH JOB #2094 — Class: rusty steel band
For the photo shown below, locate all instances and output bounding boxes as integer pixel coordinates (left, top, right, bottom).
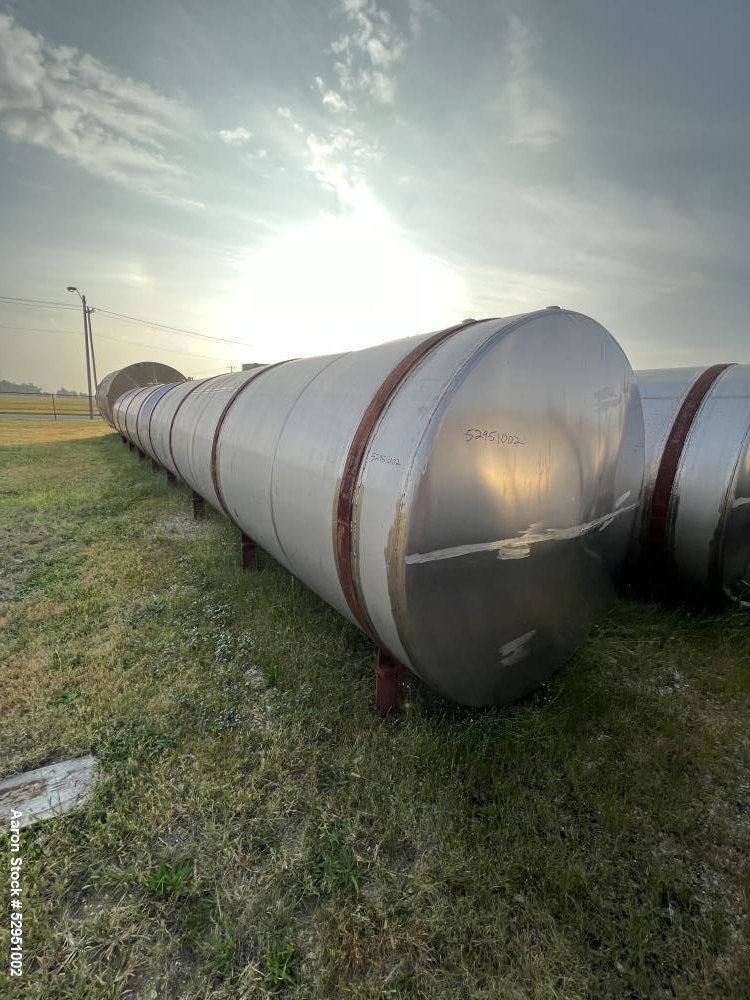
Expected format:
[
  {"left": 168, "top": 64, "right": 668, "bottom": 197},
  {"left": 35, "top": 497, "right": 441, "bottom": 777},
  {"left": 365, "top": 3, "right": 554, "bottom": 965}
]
[
  {"left": 167, "top": 372, "right": 225, "bottom": 480},
  {"left": 334, "top": 319, "right": 484, "bottom": 641},
  {"left": 209, "top": 360, "right": 294, "bottom": 521},
  {"left": 647, "top": 363, "right": 733, "bottom": 553},
  {"left": 121, "top": 387, "right": 145, "bottom": 441}
]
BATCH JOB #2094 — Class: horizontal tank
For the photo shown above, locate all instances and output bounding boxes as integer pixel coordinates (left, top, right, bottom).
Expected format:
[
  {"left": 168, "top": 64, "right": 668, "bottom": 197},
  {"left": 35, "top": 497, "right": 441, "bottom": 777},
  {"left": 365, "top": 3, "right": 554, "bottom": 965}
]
[
  {"left": 117, "top": 310, "right": 645, "bottom": 707},
  {"left": 96, "top": 362, "right": 185, "bottom": 428},
  {"left": 636, "top": 365, "right": 750, "bottom": 605}
]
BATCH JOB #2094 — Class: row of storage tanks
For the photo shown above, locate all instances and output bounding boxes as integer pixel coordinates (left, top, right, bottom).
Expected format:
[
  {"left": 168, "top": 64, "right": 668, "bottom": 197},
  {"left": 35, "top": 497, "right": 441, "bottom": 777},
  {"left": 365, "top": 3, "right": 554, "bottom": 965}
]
[{"left": 97, "top": 309, "right": 750, "bottom": 707}]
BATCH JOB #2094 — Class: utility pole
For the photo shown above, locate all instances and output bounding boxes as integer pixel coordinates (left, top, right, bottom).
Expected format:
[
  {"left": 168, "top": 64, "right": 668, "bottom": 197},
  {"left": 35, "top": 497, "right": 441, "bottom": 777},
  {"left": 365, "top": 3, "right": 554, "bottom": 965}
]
[
  {"left": 86, "top": 306, "right": 98, "bottom": 392},
  {"left": 67, "top": 286, "right": 94, "bottom": 419}
]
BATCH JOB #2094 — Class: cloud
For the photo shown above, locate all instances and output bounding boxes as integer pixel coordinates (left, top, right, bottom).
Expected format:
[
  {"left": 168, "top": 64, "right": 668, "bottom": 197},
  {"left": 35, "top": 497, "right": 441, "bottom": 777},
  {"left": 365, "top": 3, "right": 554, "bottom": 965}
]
[
  {"left": 503, "top": 15, "right": 566, "bottom": 150},
  {"left": 276, "top": 106, "right": 292, "bottom": 119},
  {"left": 0, "top": 12, "right": 197, "bottom": 203},
  {"left": 407, "top": 0, "right": 436, "bottom": 37},
  {"left": 329, "top": 0, "right": 409, "bottom": 106},
  {"left": 304, "top": 126, "right": 380, "bottom": 202},
  {"left": 294, "top": 0, "right": 426, "bottom": 207},
  {"left": 314, "top": 77, "right": 350, "bottom": 113},
  {"left": 218, "top": 126, "right": 251, "bottom": 146}
]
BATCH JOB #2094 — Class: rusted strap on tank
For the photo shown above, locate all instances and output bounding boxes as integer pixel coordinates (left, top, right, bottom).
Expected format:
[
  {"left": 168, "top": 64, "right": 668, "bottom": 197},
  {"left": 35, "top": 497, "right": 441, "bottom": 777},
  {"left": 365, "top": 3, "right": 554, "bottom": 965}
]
[
  {"left": 334, "top": 318, "right": 486, "bottom": 640},
  {"left": 167, "top": 372, "right": 225, "bottom": 481},
  {"left": 209, "top": 360, "right": 294, "bottom": 521},
  {"left": 647, "top": 363, "right": 734, "bottom": 553}
]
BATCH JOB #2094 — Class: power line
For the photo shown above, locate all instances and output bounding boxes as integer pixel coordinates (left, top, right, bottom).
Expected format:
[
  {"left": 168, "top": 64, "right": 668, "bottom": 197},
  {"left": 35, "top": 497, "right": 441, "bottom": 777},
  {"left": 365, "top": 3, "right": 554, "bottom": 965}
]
[
  {"left": 93, "top": 307, "right": 250, "bottom": 347},
  {"left": 0, "top": 293, "right": 250, "bottom": 349},
  {"left": 0, "top": 324, "right": 234, "bottom": 363},
  {"left": 0, "top": 294, "right": 78, "bottom": 310}
]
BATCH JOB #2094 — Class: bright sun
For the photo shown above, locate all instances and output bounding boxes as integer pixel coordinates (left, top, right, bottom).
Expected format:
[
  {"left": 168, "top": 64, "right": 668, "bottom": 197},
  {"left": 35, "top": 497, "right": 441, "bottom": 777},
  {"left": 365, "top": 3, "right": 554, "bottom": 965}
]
[{"left": 217, "top": 188, "right": 467, "bottom": 361}]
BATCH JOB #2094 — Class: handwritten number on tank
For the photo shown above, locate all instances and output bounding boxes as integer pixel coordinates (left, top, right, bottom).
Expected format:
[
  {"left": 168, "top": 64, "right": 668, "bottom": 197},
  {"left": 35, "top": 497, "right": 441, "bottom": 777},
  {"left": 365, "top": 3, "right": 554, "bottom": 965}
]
[{"left": 464, "top": 428, "right": 525, "bottom": 445}]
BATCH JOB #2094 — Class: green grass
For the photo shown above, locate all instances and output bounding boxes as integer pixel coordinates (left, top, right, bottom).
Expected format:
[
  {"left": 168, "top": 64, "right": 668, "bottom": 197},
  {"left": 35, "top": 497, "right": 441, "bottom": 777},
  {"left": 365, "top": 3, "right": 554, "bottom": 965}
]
[{"left": 0, "top": 419, "right": 749, "bottom": 999}]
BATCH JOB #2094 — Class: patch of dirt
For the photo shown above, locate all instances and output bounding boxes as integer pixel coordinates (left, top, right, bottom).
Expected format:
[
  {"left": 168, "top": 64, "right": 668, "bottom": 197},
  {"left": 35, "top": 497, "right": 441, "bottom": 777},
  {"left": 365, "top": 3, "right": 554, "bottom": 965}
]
[
  {"left": 156, "top": 515, "right": 206, "bottom": 539},
  {"left": 25, "top": 600, "right": 67, "bottom": 623}
]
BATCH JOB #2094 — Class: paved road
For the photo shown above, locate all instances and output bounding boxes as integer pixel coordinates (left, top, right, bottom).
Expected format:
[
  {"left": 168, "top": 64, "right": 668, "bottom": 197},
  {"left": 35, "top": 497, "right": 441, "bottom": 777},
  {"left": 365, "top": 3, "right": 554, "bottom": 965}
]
[{"left": 0, "top": 412, "right": 95, "bottom": 420}]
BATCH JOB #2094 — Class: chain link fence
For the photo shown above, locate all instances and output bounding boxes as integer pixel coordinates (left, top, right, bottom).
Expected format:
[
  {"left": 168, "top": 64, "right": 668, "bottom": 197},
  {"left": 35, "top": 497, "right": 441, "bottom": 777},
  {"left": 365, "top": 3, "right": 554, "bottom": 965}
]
[{"left": 0, "top": 391, "right": 99, "bottom": 419}]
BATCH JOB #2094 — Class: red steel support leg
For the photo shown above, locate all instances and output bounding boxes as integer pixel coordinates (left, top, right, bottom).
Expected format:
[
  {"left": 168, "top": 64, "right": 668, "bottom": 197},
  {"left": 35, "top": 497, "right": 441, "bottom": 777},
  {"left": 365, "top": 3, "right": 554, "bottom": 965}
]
[
  {"left": 127, "top": 441, "right": 134, "bottom": 452},
  {"left": 192, "top": 491, "right": 205, "bottom": 520},
  {"left": 241, "top": 532, "right": 257, "bottom": 571},
  {"left": 138, "top": 450, "right": 145, "bottom": 461},
  {"left": 151, "top": 459, "right": 159, "bottom": 473},
  {"left": 374, "top": 648, "right": 404, "bottom": 716},
  {"left": 166, "top": 470, "right": 177, "bottom": 486}
]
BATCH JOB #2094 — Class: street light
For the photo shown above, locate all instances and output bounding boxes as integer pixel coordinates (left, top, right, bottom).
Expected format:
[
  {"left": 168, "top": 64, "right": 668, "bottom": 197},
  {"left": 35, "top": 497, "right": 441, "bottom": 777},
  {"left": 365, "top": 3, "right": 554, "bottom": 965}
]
[{"left": 66, "top": 285, "right": 95, "bottom": 419}]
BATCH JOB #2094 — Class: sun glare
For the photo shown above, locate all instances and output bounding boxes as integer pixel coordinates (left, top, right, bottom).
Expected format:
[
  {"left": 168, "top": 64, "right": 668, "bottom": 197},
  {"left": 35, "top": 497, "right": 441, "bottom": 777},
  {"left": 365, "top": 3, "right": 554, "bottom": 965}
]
[{"left": 218, "top": 189, "right": 466, "bottom": 360}]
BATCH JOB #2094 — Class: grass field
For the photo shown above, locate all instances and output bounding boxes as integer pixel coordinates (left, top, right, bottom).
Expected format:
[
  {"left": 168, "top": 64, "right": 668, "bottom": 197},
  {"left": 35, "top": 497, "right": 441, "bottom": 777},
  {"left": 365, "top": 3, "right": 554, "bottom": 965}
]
[
  {"left": 1, "top": 419, "right": 749, "bottom": 999},
  {"left": 0, "top": 393, "right": 95, "bottom": 415}
]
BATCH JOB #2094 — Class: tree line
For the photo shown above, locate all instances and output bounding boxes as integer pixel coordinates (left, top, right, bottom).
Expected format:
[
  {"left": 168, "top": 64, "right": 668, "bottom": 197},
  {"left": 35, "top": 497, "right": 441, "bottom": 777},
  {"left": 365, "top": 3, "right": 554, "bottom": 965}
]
[{"left": 0, "top": 378, "right": 87, "bottom": 396}]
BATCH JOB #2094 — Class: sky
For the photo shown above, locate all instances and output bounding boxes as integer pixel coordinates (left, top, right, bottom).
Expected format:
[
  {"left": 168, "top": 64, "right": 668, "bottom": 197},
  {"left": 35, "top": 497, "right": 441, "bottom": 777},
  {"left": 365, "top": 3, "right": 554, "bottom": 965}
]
[{"left": 0, "top": 0, "right": 748, "bottom": 393}]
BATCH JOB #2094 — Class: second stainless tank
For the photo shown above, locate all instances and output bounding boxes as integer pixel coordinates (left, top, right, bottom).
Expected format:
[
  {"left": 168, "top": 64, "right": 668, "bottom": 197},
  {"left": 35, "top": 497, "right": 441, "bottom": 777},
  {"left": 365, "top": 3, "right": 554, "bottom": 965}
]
[{"left": 635, "top": 365, "right": 750, "bottom": 605}]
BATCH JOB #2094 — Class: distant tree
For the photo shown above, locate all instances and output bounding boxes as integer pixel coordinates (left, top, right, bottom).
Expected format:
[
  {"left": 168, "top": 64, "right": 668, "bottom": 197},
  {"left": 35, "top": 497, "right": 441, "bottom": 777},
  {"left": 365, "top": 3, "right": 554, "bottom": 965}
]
[
  {"left": 57, "top": 387, "right": 79, "bottom": 396},
  {"left": 0, "top": 378, "right": 43, "bottom": 394}
]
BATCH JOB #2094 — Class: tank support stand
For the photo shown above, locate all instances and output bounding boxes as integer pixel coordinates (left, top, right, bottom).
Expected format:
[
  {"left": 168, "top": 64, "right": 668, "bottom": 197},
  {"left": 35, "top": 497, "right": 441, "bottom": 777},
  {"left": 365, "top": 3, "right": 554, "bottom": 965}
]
[
  {"left": 374, "top": 649, "right": 404, "bottom": 716},
  {"left": 166, "top": 470, "right": 177, "bottom": 486},
  {"left": 241, "top": 533, "right": 257, "bottom": 571},
  {"left": 192, "top": 491, "right": 205, "bottom": 520},
  {"left": 151, "top": 459, "right": 159, "bottom": 473}
]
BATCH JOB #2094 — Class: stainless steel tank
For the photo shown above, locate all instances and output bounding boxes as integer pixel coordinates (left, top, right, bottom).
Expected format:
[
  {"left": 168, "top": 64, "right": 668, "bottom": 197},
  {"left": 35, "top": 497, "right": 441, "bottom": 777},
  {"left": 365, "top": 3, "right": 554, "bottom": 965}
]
[
  {"left": 117, "top": 310, "right": 643, "bottom": 706},
  {"left": 636, "top": 365, "right": 750, "bottom": 605},
  {"left": 96, "top": 362, "right": 185, "bottom": 427}
]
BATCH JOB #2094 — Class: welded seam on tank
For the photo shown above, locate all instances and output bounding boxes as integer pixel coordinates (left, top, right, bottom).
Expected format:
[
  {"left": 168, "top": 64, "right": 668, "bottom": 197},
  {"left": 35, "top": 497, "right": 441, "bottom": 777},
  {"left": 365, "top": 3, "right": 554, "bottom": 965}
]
[
  {"left": 133, "top": 385, "right": 159, "bottom": 451},
  {"left": 124, "top": 389, "right": 144, "bottom": 448},
  {"left": 114, "top": 391, "right": 129, "bottom": 435},
  {"left": 266, "top": 355, "right": 345, "bottom": 569},
  {"left": 131, "top": 385, "right": 161, "bottom": 453},
  {"left": 177, "top": 372, "right": 238, "bottom": 499},
  {"left": 404, "top": 503, "right": 639, "bottom": 564},
  {"left": 120, "top": 389, "right": 140, "bottom": 440},
  {"left": 210, "top": 360, "right": 295, "bottom": 523},
  {"left": 126, "top": 387, "right": 146, "bottom": 450},
  {"left": 336, "top": 317, "right": 493, "bottom": 644},
  {"left": 145, "top": 382, "right": 182, "bottom": 464},
  {"left": 167, "top": 373, "right": 225, "bottom": 483},
  {"left": 122, "top": 387, "right": 138, "bottom": 444},
  {"left": 646, "top": 363, "right": 734, "bottom": 556}
]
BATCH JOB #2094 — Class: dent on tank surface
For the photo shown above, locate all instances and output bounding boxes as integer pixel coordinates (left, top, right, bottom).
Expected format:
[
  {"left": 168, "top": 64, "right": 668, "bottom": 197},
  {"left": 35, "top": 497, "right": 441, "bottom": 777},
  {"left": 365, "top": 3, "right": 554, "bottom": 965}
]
[{"left": 109, "top": 310, "right": 645, "bottom": 708}]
